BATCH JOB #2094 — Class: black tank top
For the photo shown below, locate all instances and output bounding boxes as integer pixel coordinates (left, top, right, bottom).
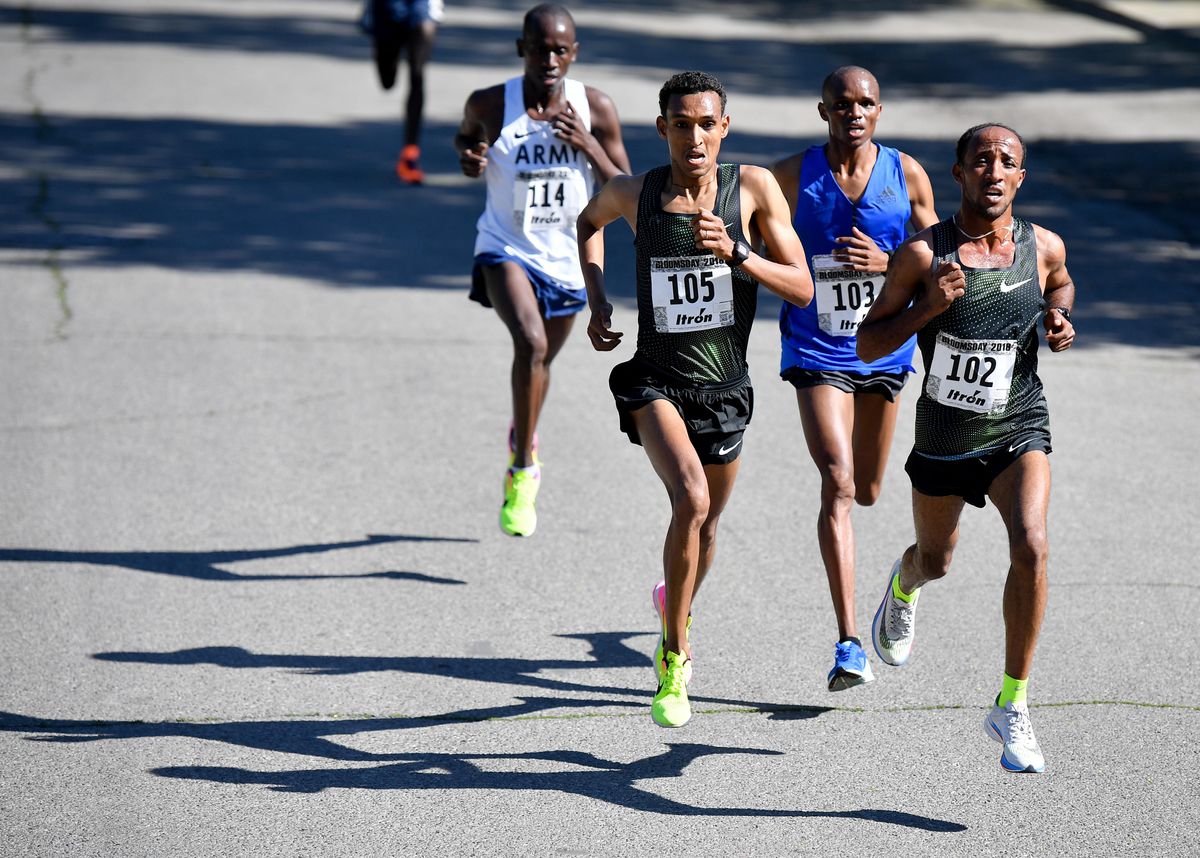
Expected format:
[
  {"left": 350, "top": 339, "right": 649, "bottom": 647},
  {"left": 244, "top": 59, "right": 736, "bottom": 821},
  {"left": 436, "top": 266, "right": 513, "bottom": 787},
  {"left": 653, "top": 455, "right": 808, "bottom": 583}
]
[
  {"left": 915, "top": 217, "right": 1050, "bottom": 457},
  {"left": 632, "top": 164, "right": 758, "bottom": 386}
]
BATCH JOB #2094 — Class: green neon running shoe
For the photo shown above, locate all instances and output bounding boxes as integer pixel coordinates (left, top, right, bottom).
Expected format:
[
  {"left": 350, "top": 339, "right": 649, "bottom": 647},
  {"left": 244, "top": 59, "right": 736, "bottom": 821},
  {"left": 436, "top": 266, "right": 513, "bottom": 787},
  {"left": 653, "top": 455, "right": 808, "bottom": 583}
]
[
  {"left": 652, "top": 650, "right": 692, "bottom": 728},
  {"left": 652, "top": 580, "right": 692, "bottom": 684},
  {"left": 500, "top": 467, "right": 539, "bottom": 537}
]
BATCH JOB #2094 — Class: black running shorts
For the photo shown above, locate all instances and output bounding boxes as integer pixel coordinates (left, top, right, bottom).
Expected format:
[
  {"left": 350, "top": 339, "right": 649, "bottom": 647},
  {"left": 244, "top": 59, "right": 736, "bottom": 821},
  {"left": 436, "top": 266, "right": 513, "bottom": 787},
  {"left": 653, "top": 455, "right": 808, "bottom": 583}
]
[
  {"left": 609, "top": 356, "right": 753, "bottom": 466},
  {"left": 782, "top": 367, "right": 909, "bottom": 402},
  {"left": 905, "top": 430, "right": 1053, "bottom": 509}
]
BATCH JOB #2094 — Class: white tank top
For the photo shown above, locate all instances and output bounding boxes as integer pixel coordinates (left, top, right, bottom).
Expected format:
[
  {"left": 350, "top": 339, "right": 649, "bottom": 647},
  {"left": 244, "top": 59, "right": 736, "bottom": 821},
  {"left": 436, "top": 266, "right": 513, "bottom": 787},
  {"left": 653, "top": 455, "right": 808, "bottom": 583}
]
[{"left": 473, "top": 76, "right": 595, "bottom": 289}]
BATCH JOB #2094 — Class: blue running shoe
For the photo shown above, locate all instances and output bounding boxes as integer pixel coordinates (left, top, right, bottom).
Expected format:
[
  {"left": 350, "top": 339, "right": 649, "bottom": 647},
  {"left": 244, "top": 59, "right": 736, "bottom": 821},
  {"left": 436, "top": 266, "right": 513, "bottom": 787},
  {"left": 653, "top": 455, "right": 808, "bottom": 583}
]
[{"left": 827, "top": 638, "right": 875, "bottom": 692}]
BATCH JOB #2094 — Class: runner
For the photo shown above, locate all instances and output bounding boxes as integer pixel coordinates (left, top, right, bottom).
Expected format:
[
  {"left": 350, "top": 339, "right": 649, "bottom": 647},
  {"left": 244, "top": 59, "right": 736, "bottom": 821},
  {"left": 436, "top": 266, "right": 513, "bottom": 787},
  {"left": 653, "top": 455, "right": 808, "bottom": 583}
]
[
  {"left": 857, "top": 123, "right": 1076, "bottom": 772},
  {"left": 360, "top": 0, "right": 444, "bottom": 183},
  {"left": 455, "top": 4, "right": 630, "bottom": 537},
  {"left": 771, "top": 66, "right": 937, "bottom": 693},
  {"left": 578, "top": 71, "right": 813, "bottom": 727}
]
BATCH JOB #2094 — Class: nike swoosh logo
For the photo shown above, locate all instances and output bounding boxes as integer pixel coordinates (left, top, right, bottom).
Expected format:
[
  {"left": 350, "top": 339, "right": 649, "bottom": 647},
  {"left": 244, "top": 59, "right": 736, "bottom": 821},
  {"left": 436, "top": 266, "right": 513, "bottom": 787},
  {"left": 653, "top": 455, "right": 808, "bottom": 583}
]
[
  {"left": 999, "top": 277, "right": 1032, "bottom": 293},
  {"left": 1007, "top": 437, "right": 1034, "bottom": 453},
  {"left": 717, "top": 439, "right": 743, "bottom": 456},
  {"left": 513, "top": 131, "right": 535, "bottom": 139}
]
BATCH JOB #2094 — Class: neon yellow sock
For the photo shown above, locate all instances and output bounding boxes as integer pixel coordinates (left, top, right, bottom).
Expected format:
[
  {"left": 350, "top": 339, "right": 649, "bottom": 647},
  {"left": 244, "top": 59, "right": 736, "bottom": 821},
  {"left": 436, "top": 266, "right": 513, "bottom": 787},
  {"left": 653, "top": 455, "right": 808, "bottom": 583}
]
[
  {"left": 997, "top": 673, "right": 1028, "bottom": 707},
  {"left": 892, "top": 572, "right": 916, "bottom": 604}
]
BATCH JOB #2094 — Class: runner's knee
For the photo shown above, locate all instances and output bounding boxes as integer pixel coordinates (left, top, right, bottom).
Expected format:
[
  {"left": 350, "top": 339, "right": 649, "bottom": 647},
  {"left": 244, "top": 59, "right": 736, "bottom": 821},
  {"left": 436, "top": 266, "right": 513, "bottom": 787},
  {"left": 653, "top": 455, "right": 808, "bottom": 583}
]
[
  {"left": 1009, "top": 527, "right": 1049, "bottom": 576},
  {"left": 671, "top": 475, "right": 710, "bottom": 530},
  {"left": 855, "top": 478, "right": 883, "bottom": 507},
  {"left": 819, "top": 463, "right": 855, "bottom": 512}
]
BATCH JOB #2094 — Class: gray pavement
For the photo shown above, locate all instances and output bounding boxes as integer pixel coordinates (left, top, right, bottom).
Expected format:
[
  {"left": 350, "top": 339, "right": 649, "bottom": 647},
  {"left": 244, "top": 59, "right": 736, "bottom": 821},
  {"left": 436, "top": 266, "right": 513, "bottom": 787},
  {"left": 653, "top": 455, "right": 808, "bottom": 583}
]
[{"left": 2, "top": 0, "right": 1198, "bottom": 855}]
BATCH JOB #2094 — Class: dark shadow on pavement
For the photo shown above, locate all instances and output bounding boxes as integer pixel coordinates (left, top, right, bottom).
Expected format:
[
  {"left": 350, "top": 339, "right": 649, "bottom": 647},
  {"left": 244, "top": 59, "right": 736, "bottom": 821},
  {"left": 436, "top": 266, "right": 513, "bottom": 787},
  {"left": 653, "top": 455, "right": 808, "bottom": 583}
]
[
  {"left": 90, "top": 632, "right": 837, "bottom": 714},
  {"left": 0, "top": 533, "right": 473, "bottom": 582},
  {"left": 148, "top": 742, "right": 966, "bottom": 829}
]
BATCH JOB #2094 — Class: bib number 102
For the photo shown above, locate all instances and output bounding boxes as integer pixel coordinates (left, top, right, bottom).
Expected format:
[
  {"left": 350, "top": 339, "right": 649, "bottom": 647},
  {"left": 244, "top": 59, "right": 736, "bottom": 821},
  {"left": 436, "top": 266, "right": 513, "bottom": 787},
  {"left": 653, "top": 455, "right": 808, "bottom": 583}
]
[
  {"left": 830, "top": 279, "right": 876, "bottom": 311},
  {"left": 526, "top": 181, "right": 566, "bottom": 208},
  {"left": 666, "top": 270, "right": 715, "bottom": 305},
  {"left": 946, "top": 353, "right": 997, "bottom": 386}
]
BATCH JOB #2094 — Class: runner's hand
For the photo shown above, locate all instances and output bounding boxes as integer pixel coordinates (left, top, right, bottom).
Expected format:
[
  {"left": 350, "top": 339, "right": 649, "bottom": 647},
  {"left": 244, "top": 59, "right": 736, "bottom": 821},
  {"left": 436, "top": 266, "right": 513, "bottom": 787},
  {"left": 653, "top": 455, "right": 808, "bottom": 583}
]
[
  {"left": 552, "top": 103, "right": 595, "bottom": 153},
  {"left": 1044, "top": 308, "right": 1074, "bottom": 352},
  {"left": 587, "top": 302, "right": 623, "bottom": 351},
  {"left": 834, "top": 227, "right": 888, "bottom": 272},
  {"left": 691, "top": 209, "right": 733, "bottom": 259},
  {"left": 460, "top": 141, "right": 488, "bottom": 177},
  {"left": 927, "top": 261, "right": 966, "bottom": 312}
]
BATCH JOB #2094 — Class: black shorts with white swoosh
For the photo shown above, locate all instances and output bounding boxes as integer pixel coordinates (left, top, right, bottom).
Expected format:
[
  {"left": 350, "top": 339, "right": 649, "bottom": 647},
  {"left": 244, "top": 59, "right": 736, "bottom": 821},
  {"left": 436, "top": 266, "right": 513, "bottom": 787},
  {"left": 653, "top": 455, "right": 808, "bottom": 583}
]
[
  {"left": 904, "top": 428, "right": 1052, "bottom": 509},
  {"left": 609, "top": 355, "right": 753, "bottom": 465}
]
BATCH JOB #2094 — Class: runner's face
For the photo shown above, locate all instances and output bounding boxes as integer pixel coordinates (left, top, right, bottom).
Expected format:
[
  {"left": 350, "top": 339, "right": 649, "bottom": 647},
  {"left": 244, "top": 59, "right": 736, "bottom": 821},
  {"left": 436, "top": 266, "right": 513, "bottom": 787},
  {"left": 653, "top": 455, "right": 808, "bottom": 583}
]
[
  {"left": 518, "top": 17, "right": 578, "bottom": 94},
  {"left": 954, "top": 128, "right": 1026, "bottom": 219},
  {"left": 657, "top": 92, "right": 729, "bottom": 179},
  {"left": 819, "top": 75, "right": 881, "bottom": 147}
]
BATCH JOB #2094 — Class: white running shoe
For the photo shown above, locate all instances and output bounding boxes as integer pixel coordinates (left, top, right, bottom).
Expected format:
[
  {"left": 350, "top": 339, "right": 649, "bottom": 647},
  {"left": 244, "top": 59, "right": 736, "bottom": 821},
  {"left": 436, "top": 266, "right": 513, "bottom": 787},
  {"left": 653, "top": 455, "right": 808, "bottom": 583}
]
[
  {"left": 871, "top": 558, "right": 920, "bottom": 667},
  {"left": 986, "top": 700, "right": 1046, "bottom": 773}
]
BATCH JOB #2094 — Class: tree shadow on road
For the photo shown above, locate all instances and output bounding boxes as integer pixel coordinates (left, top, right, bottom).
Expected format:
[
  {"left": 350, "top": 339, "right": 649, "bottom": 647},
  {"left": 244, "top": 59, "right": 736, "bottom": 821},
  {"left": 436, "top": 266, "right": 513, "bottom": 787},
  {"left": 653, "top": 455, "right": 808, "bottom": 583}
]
[
  {"left": 0, "top": 705, "right": 964, "bottom": 829},
  {"left": 90, "top": 631, "right": 836, "bottom": 716},
  {"left": 149, "top": 742, "right": 966, "bottom": 829},
  {"left": 0, "top": 533, "right": 472, "bottom": 583}
]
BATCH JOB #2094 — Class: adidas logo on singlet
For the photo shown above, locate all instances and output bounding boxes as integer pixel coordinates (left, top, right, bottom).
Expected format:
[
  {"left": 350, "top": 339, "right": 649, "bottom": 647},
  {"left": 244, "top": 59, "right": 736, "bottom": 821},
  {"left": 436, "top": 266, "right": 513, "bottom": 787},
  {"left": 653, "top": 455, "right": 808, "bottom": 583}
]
[{"left": 878, "top": 186, "right": 898, "bottom": 203}]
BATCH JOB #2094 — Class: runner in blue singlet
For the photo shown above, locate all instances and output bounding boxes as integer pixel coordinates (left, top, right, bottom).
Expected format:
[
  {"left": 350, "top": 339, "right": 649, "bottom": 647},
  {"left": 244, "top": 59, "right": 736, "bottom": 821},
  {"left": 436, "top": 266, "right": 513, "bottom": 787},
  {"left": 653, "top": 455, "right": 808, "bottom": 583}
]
[{"left": 771, "top": 67, "right": 938, "bottom": 693}]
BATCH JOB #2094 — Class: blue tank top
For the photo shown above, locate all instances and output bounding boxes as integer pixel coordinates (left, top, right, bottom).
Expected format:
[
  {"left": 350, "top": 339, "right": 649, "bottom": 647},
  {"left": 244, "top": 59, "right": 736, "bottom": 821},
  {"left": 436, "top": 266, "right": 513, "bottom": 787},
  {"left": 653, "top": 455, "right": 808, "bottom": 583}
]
[{"left": 780, "top": 143, "right": 917, "bottom": 375}]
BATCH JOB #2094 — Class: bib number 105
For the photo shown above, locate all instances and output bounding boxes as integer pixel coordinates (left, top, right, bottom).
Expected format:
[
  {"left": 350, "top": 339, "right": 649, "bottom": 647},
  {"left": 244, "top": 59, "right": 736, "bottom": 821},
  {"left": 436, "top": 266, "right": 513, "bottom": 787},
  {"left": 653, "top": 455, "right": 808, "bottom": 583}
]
[{"left": 666, "top": 270, "right": 715, "bottom": 305}]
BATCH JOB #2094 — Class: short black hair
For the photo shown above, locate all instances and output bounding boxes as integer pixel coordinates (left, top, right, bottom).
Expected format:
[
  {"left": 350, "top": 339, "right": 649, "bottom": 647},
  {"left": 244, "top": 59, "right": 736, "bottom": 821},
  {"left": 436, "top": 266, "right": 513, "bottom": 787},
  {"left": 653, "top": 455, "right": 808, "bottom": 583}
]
[
  {"left": 522, "top": 3, "right": 574, "bottom": 39},
  {"left": 821, "top": 65, "right": 878, "bottom": 102},
  {"left": 956, "top": 123, "right": 1027, "bottom": 167},
  {"left": 658, "top": 71, "right": 727, "bottom": 117}
]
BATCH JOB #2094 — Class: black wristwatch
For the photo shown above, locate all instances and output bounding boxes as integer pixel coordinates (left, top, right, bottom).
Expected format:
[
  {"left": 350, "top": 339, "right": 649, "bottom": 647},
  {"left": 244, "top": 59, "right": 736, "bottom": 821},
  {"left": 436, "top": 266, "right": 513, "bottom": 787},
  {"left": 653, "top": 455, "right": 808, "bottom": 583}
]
[
  {"left": 729, "top": 239, "right": 751, "bottom": 268},
  {"left": 1046, "top": 306, "right": 1071, "bottom": 322}
]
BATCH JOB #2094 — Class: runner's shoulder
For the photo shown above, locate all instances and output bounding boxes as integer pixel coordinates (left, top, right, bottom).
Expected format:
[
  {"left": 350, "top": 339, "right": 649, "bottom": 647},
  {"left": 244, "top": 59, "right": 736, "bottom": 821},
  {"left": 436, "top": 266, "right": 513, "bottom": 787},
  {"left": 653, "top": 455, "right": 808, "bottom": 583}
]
[
  {"left": 1030, "top": 222, "right": 1066, "bottom": 265},
  {"left": 737, "top": 163, "right": 780, "bottom": 194},
  {"left": 770, "top": 151, "right": 806, "bottom": 182},
  {"left": 895, "top": 225, "right": 937, "bottom": 267}
]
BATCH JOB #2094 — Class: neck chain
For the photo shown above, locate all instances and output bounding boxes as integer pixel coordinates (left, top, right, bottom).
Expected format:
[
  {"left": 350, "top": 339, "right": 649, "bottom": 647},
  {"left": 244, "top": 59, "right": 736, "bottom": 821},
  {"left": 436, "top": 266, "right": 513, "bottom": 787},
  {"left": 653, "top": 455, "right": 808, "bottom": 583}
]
[{"left": 954, "top": 213, "right": 1013, "bottom": 242}]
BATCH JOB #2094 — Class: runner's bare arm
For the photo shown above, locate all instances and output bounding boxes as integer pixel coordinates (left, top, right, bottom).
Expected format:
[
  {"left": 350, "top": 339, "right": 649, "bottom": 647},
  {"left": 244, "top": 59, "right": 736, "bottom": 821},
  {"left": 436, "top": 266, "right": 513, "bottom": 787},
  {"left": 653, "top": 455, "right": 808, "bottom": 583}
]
[
  {"left": 694, "top": 166, "right": 813, "bottom": 307},
  {"left": 577, "top": 174, "right": 642, "bottom": 351},
  {"left": 769, "top": 152, "right": 803, "bottom": 220},
  {"left": 552, "top": 88, "right": 631, "bottom": 183},
  {"left": 454, "top": 86, "right": 503, "bottom": 178},
  {"left": 857, "top": 231, "right": 956, "bottom": 362},
  {"left": 1035, "top": 225, "right": 1076, "bottom": 353},
  {"left": 901, "top": 152, "right": 939, "bottom": 230}
]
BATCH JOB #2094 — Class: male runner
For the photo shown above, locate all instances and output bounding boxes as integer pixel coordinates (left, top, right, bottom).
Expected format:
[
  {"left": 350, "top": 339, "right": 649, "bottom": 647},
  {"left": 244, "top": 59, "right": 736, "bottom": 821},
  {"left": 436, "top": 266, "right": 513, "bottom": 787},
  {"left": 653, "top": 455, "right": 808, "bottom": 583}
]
[
  {"left": 772, "top": 66, "right": 937, "bottom": 693},
  {"left": 456, "top": 4, "right": 629, "bottom": 537},
  {"left": 858, "top": 123, "right": 1075, "bottom": 772},
  {"left": 578, "top": 71, "right": 813, "bottom": 728},
  {"left": 360, "top": 0, "right": 443, "bottom": 183}
]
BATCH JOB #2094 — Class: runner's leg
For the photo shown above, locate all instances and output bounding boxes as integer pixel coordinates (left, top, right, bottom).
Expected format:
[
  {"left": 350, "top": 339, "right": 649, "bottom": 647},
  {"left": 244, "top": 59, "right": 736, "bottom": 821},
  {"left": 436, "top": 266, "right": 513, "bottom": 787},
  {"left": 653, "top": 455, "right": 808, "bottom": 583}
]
[
  {"left": 797, "top": 385, "right": 858, "bottom": 637},
  {"left": 851, "top": 391, "right": 903, "bottom": 506},
  {"left": 986, "top": 451, "right": 1051, "bottom": 681}
]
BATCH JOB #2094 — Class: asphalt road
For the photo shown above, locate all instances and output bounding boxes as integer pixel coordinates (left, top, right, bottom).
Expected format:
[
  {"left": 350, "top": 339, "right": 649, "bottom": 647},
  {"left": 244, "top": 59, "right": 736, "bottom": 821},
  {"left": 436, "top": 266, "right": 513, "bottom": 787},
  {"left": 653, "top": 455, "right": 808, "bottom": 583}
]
[{"left": 2, "top": 0, "right": 1198, "bottom": 855}]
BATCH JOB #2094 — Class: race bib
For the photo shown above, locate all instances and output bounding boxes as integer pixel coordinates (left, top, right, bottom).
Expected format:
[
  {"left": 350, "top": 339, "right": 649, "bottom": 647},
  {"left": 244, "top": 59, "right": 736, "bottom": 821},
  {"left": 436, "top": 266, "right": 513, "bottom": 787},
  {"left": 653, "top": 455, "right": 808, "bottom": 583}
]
[
  {"left": 925, "top": 332, "right": 1018, "bottom": 414},
  {"left": 514, "top": 168, "right": 583, "bottom": 232},
  {"left": 649, "top": 255, "right": 735, "bottom": 333},
  {"left": 812, "top": 254, "right": 879, "bottom": 337}
]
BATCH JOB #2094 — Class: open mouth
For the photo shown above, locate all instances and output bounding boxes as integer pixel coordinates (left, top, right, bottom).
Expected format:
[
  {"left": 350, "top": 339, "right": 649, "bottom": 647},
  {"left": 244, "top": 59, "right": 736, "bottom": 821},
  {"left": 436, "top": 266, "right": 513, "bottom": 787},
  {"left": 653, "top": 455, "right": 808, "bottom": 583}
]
[{"left": 685, "top": 150, "right": 705, "bottom": 166}]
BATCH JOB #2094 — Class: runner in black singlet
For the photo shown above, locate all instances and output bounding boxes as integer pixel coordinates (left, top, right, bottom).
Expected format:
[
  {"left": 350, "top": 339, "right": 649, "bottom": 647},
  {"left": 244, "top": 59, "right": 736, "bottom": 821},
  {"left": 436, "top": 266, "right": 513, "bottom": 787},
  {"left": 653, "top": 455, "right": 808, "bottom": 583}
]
[
  {"left": 857, "top": 124, "right": 1076, "bottom": 773},
  {"left": 577, "top": 71, "right": 813, "bottom": 728}
]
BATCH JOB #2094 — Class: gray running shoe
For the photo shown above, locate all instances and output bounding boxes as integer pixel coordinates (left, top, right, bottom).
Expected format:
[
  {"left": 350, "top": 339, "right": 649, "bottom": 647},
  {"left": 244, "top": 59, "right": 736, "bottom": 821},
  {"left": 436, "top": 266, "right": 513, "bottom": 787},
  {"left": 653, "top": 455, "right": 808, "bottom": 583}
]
[
  {"left": 985, "top": 701, "right": 1046, "bottom": 773},
  {"left": 871, "top": 558, "right": 920, "bottom": 666}
]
